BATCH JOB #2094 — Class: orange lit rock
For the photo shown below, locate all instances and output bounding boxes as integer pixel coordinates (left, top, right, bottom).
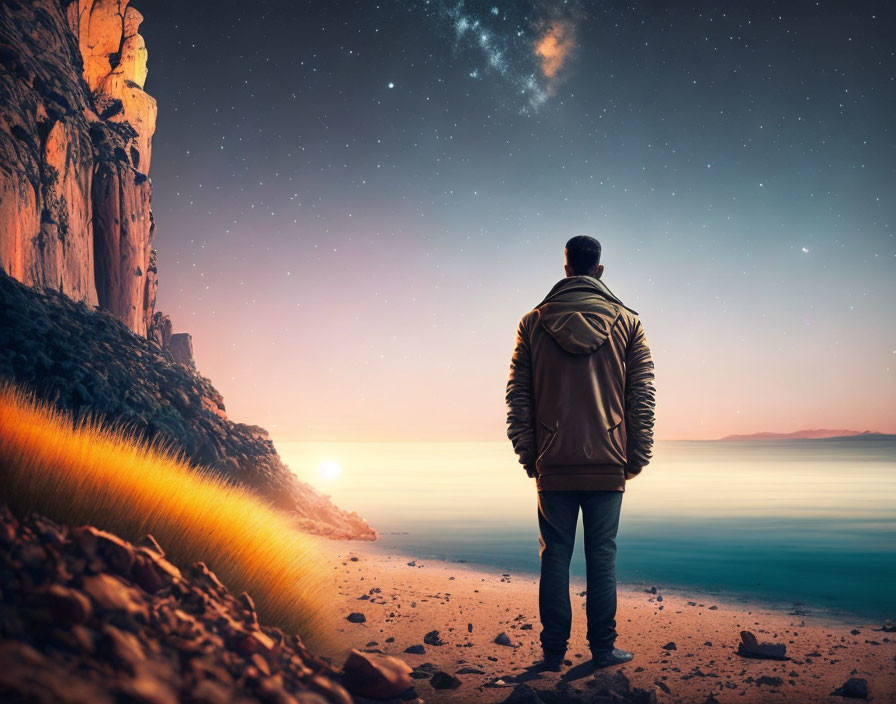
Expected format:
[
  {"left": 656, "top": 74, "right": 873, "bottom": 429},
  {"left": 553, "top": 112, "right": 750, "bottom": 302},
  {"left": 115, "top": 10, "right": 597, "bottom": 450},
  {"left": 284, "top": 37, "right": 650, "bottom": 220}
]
[
  {"left": 75, "top": 0, "right": 126, "bottom": 93},
  {"left": 0, "top": 0, "right": 157, "bottom": 336},
  {"left": 341, "top": 649, "right": 413, "bottom": 699}
]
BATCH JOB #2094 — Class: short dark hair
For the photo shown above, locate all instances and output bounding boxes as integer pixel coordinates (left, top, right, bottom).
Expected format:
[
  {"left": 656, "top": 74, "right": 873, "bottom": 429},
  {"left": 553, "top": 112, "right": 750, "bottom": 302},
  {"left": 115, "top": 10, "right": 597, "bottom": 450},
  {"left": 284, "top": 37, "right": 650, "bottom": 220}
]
[{"left": 565, "top": 235, "right": 602, "bottom": 275}]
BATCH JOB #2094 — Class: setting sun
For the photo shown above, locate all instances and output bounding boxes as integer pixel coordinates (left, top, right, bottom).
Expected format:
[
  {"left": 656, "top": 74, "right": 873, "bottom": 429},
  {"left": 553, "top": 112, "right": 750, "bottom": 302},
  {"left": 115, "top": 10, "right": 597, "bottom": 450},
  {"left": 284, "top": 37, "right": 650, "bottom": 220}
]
[{"left": 317, "top": 460, "right": 343, "bottom": 480}]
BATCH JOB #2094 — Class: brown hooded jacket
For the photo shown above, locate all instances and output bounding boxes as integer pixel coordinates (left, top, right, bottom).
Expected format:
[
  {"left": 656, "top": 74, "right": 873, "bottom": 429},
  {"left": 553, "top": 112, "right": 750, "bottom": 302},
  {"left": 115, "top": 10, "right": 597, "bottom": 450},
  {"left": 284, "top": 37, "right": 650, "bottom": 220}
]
[{"left": 505, "top": 275, "right": 656, "bottom": 491}]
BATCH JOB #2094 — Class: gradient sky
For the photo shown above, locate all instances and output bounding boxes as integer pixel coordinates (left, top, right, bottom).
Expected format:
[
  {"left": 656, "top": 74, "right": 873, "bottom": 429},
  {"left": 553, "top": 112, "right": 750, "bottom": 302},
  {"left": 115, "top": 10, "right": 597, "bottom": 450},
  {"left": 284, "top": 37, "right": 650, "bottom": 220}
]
[{"left": 139, "top": 1, "right": 896, "bottom": 442}]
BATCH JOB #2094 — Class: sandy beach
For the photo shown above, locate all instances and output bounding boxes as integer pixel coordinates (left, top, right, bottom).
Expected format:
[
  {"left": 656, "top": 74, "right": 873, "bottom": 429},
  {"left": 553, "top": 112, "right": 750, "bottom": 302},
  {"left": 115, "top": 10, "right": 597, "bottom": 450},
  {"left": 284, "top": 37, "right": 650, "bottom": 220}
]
[{"left": 326, "top": 543, "right": 896, "bottom": 703}]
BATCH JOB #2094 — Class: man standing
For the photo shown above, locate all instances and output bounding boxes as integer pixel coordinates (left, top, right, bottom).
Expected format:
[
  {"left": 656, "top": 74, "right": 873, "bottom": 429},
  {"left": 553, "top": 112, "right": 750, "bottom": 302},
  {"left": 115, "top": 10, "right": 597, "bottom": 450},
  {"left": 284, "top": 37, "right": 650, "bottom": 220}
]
[{"left": 505, "top": 235, "right": 656, "bottom": 671}]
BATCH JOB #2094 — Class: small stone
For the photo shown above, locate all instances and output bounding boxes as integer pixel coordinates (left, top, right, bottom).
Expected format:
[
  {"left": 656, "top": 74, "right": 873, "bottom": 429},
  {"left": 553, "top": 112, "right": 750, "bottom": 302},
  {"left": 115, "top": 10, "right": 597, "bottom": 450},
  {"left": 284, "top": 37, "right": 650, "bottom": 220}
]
[
  {"left": 236, "top": 630, "right": 275, "bottom": 656},
  {"left": 82, "top": 573, "right": 145, "bottom": 617},
  {"left": 42, "top": 584, "right": 92, "bottom": 624},
  {"left": 341, "top": 649, "right": 412, "bottom": 699},
  {"left": 79, "top": 527, "right": 135, "bottom": 574},
  {"left": 662, "top": 641, "right": 677, "bottom": 651},
  {"left": 102, "top": 624, "right": 145, "bottom": 674},
  {"left": 494, "top": 632, "right": 513, "bottom": 647},
  {"left": 831, "top": 677, "right": 869, "bottom": 699},
  {"left": 756, "top": 675, "right": 783, "bottom": 687},
  {"left": 130, "top": 554, "right": 166, "bottom": 593},
  {"left": 423, "top": 630, "right": 444, "bottom": 646},
  {"left": 250, "top": 653, "right": 271, "bottom": 676},
  {"left": 404, "top": 644, "right": 425, "bottom": 655},
  {"left": 456, "top": 666, "right": 485, "bottom": 675},
  {"left": 736, "top": 630, "right": 788, "bottom": 661},
  {"left": 347, "top": 612, "right": 366, "bottom": 624},
  {"left": 430, "top": 671, "right": 462, "bottom": 690}
]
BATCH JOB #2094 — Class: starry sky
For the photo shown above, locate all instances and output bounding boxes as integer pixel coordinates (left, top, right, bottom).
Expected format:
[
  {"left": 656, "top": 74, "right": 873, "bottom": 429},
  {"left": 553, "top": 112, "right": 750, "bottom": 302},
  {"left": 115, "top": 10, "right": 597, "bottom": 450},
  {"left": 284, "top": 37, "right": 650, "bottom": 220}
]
[{"left": 139, "top": 1, "right": 896, "bottom": 442}]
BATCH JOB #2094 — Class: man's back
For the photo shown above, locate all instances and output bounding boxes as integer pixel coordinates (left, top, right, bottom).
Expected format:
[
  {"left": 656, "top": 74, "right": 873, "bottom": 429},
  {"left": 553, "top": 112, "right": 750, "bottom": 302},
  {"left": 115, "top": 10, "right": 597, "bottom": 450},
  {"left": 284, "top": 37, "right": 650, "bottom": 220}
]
[
  {"left": 506, "top": 274, "right": 655, "bottom": 490},
  {"left": 505, "top": 236, "right": 656, "bottom": 670}
]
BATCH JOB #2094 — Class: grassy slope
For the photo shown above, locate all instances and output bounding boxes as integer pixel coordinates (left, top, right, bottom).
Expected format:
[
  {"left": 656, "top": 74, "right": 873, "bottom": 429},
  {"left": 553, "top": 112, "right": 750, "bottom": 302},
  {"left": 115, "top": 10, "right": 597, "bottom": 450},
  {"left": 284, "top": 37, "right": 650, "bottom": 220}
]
[{"left": 0, "top": 381, "right": 339, "bottom": 651}]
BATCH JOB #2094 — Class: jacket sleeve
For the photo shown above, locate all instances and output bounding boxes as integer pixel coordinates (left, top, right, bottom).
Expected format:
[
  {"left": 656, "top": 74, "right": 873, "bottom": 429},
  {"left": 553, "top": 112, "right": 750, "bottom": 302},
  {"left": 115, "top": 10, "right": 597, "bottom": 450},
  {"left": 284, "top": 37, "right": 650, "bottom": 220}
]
[
  {"left": 623, "top": 317, "right": 656, "bottom": 479},
  {"left": 506, "top": 316, "right": 537, "bottom": 478}
]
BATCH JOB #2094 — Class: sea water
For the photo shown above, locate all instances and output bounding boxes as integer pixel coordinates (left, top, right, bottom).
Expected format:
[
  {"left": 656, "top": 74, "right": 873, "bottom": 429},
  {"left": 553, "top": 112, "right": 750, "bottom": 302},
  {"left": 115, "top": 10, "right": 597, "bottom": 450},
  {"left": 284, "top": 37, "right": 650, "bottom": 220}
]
[{"left": 276, "top": 437, "right": 896, "bottom": 621}]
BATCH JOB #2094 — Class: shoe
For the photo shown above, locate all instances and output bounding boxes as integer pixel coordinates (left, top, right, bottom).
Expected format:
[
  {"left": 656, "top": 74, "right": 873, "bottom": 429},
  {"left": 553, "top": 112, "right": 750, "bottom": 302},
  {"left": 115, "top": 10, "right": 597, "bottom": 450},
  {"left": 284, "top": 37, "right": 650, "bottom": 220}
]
[
  {"left": 532, "top": 652, "right": 566, "bottom": 672},
  {"left": 591, "top": 647, "right": 634, "bottom": 669}
]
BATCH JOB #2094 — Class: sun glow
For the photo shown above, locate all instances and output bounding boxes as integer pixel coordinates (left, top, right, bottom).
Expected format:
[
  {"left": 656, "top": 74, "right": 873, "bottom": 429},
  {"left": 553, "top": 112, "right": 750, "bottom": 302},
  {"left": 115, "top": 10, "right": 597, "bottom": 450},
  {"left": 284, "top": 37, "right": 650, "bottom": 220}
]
[{"left": 317, "top": 460, "right": 343, "bottom": 480}]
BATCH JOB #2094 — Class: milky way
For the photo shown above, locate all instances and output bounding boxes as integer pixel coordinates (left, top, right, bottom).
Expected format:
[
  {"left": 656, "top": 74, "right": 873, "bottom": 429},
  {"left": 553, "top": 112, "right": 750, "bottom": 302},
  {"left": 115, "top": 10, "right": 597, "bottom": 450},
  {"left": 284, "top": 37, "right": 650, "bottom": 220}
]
[{"left": 418, "top": 1, "right": 584, "bottom": 112}]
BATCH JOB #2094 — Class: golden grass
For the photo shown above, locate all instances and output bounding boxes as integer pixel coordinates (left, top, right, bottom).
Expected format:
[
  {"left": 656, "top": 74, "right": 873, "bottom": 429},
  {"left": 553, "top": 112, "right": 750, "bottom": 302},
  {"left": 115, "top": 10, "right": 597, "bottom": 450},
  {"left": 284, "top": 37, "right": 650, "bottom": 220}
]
[{"left": 0, "top": 381, "right": 339, "bottom": 652}]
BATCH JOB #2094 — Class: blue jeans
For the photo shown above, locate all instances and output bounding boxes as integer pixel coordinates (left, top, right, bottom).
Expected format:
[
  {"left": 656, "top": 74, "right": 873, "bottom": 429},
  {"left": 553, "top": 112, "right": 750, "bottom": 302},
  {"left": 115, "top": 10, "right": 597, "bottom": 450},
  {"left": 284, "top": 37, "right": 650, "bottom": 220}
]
[{"left": 537, "top": 489, "right": 624, "bottom": 656}]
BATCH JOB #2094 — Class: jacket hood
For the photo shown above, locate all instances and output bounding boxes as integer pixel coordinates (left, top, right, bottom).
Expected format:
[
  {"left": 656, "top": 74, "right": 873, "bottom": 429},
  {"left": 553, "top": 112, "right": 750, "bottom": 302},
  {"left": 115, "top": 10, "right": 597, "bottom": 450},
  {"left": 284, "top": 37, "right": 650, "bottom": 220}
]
[{"left": 535, "top": 276, "right": 634, "bottom": 355}]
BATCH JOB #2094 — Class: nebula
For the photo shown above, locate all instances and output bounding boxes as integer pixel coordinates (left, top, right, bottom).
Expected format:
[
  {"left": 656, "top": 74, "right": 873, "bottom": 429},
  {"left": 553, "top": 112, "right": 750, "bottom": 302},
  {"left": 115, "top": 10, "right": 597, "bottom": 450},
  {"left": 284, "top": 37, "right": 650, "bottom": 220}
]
[
  {"left": 423, "top": 1, "right": 584, "bottom": 112},
  {"left": 535, "top": 20, "right": 575, "bottom": 80}
]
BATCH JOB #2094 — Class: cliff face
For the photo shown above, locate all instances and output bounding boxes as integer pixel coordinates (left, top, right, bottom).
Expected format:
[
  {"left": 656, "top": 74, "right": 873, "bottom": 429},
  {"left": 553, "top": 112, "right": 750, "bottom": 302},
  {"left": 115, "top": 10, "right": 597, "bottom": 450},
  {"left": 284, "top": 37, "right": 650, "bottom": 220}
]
[
  {"left": 0, "top": 0, "right": 157, "bottom": 336},
  {"left": 0, "top": 2, "right": 375, "bottom": 541}
]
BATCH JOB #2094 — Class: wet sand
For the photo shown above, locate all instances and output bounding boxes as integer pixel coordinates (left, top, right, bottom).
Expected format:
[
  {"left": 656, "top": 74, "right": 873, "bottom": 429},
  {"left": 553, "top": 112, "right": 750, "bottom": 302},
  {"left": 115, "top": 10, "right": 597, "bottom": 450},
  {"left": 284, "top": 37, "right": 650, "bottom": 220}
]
[{"left": 326, "top": 544, "right": 896, "bottom": 703}]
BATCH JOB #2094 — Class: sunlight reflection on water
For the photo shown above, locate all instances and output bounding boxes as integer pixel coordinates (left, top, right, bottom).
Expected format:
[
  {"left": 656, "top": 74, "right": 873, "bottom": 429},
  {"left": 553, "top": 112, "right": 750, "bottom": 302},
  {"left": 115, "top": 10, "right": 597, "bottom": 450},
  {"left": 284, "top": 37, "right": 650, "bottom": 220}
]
[{"left": 276, "top": 438, "right": 896, "bottom": 619}]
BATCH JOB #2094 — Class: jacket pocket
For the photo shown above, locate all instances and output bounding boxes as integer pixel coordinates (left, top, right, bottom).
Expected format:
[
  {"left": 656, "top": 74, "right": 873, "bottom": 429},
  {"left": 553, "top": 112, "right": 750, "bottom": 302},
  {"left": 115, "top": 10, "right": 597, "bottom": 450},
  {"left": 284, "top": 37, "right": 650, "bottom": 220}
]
[
  {"left": 536, "top": 421, "right": 559, "bottom": 467},
  {"left": 607, "top": 417, "right": 625, "bottom": 458}
]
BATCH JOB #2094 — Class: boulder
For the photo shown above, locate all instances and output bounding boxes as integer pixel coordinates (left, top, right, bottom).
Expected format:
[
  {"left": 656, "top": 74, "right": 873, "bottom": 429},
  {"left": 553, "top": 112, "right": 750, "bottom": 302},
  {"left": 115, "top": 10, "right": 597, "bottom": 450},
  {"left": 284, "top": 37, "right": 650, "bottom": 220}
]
[{"left": 341, "top": 649, "right": 412, "bottom": 699}]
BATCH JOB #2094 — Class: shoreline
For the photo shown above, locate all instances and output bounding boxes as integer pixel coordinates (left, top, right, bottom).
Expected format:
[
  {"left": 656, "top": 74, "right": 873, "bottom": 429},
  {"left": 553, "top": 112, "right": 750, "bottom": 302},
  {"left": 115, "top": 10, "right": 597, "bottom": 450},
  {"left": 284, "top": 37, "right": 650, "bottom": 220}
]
[
  {"left": 355, "top": 539, "right": 887, "bottom": 628},
  {"left": 322, "top": 540, "right": 896, "bottom": 703}
]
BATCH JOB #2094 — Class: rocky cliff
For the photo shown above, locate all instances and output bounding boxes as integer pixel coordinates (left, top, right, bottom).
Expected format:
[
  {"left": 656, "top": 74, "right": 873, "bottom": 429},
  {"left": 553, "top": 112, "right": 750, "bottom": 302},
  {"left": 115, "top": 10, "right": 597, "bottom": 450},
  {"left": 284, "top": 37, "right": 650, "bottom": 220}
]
[
  {"left": 0, "top": 2, "right": 374, "bottom": 540},
  {"left": 0, "top": 0, "right": 157, "bottom": 336},
  {"left": 0, "top": 266, "right": 376, "bottom": 541}
]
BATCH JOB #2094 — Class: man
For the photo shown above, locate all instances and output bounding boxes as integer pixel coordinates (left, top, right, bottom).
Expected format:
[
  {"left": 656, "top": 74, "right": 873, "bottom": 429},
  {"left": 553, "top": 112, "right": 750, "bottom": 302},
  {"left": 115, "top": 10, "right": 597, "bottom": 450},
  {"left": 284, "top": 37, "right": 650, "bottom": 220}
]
[{"left": 505, "top": 235, "right": 656, "bottom": 671}]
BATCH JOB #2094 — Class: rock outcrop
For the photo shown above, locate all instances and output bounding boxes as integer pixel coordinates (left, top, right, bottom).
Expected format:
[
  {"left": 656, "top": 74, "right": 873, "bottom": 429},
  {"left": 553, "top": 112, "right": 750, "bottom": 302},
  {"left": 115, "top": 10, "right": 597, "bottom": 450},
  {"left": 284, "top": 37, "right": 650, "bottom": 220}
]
[
  {"left": 0, "top": 505, "right": 357, "bottom": 704},
  {"left": 0, "top": 0, "right": 157, "bottom": 336},
  {"left": 0, "top": 267, "right": 376, "bottom": 541}
]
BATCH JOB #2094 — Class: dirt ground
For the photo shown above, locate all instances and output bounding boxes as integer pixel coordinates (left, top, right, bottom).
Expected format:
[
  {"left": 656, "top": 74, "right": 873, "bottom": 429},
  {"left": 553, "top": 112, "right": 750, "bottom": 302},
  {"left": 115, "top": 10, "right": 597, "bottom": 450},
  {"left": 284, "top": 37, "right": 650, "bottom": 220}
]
[{"left": 326, "top": 545, "right": 896, "bottom": 703}]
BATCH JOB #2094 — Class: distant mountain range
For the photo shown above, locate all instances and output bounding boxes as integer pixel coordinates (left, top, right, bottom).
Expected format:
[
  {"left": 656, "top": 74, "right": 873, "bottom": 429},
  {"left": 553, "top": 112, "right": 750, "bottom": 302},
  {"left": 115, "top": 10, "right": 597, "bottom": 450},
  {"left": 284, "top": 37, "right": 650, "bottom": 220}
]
[{"left": 717, "top": 429, "right": 888, "bottom": 441}]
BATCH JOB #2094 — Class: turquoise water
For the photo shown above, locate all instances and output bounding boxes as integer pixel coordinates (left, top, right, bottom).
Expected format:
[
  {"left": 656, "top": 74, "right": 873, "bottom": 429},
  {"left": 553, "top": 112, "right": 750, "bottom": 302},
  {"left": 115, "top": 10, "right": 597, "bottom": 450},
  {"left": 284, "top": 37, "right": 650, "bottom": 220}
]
[{"left": 277, "top": 437, "right": 896, "bottom": 621}]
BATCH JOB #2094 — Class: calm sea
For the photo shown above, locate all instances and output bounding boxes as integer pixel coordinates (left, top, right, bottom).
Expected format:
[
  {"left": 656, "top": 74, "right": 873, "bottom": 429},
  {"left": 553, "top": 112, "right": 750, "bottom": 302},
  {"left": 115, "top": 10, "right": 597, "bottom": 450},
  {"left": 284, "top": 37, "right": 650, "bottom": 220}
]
[{"left": 276, "top": 438, "right": 896, "bottom": 621}]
